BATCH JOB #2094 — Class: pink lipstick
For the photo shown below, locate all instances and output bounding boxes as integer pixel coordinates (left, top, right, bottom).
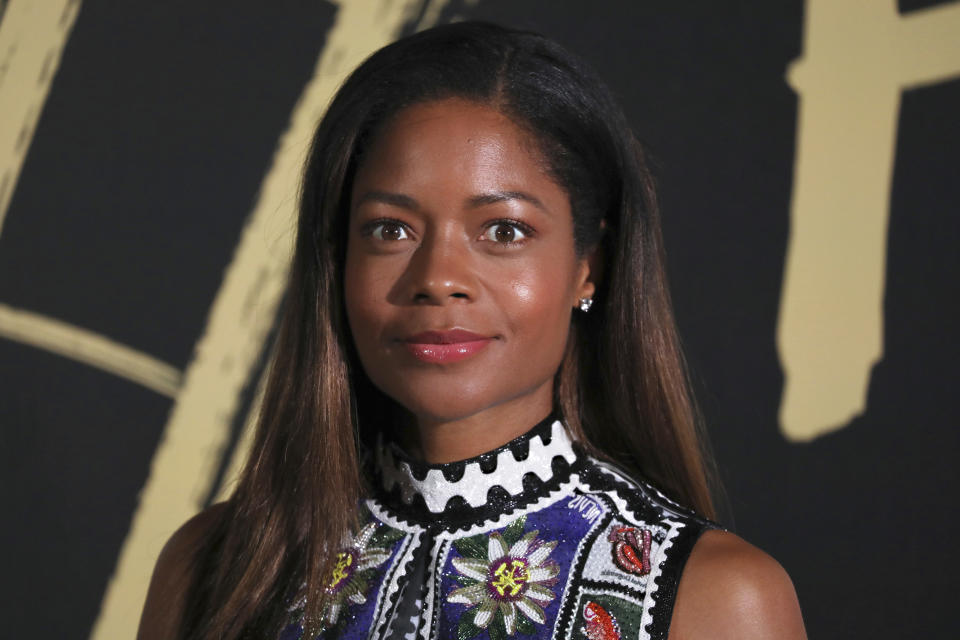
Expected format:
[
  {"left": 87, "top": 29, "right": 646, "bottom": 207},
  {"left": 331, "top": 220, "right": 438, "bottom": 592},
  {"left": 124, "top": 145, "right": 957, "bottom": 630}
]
[{"left": 403, "top": 329, "right": 493, "bottom": 364}]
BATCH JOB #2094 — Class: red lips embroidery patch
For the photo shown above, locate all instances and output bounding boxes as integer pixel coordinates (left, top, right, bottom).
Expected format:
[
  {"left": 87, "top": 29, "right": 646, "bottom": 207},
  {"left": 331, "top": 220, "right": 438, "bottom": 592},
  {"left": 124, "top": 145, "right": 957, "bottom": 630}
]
[{"left": 607, "top": 526, "right": 652, "bottom": 576}]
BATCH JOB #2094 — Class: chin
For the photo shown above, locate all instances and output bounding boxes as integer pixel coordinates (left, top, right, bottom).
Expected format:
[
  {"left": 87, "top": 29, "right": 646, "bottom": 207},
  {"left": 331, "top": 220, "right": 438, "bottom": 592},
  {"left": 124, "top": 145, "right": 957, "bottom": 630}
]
[{"left": 389, "top": 388, "right": 494, "bottom": 426}]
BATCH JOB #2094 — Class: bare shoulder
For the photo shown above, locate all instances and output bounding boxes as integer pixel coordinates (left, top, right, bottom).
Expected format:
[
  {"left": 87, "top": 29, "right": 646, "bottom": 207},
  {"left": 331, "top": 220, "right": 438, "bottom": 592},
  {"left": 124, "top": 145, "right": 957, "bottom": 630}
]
[
  {"left": 137, "top": 502, "right": 228, "bottom": 640},
  {"left": 669, "top": 529, "right": 807, "bottom": 640}
]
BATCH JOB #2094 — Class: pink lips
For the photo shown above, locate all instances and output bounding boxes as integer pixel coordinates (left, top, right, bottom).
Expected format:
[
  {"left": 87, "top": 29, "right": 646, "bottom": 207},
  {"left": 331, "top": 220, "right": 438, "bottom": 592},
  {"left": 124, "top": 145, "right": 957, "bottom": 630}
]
[{"left": 403, "top": 329, "right": 493, "bottom": 364}]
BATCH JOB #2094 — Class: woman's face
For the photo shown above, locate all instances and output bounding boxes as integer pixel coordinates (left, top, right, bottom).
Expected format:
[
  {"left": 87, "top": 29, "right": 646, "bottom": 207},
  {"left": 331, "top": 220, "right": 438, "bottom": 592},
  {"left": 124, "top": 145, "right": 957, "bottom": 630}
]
[{"left": 344, "top": 98, "right": 595, "bottom": 433}]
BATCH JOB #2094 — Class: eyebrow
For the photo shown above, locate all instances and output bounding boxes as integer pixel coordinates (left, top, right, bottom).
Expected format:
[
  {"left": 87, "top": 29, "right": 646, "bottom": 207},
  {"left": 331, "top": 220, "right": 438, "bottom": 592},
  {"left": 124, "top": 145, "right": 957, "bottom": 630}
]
[
  {"left": 354, "top": 190, "right": 419, "bottom": 210},
  {"left": 353, "top": 189, "right": 548, "bottom": 213},
  {"left": 466, "top": 190, "right": 547, "bottom": 212}
]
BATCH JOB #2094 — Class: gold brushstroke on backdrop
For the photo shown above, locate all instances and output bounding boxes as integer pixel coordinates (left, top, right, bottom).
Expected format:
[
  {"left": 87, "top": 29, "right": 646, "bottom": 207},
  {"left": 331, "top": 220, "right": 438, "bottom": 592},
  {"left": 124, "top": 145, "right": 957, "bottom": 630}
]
[
  {"left": 90, "top": 2, "right": 451, "bottom": 638},
  {"left": 0, "top": 0, "right": 80, "bottom": 237},
  {"left": 0, "top": 303, "right": 181, "bottom": 396},
  {"left": 779, "top": 0, "right": 960, "bottom": 441},
  {"left": 0, "top": 0, "right": 185, "bottom": 399}
]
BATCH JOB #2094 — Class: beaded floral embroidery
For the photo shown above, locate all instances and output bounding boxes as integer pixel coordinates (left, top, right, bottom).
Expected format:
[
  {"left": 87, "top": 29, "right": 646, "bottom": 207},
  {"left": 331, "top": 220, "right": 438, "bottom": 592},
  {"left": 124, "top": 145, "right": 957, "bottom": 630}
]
[
  {"left": 284, "top": 521, "right": 403, "bottom": 638},
  {"left": 448, "top": 515, "right": 560, "bottom": 639}
]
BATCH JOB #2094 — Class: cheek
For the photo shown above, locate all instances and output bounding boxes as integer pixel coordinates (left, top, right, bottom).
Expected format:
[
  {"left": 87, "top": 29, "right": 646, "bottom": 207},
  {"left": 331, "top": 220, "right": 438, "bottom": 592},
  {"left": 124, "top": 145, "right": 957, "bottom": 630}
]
[
  {"left": 503, "top": 265, "right": 575, "bottom": 345},
  {"left": 343, "top": 251, "right": 386, "bottom": 347}
]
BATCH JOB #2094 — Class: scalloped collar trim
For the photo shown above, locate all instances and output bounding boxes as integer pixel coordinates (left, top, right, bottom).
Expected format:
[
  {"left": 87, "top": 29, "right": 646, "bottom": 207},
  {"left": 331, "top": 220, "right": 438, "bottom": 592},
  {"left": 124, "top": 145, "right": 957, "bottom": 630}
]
[{"left": 376, "top": 419, "right": 578, "bottom": 514}]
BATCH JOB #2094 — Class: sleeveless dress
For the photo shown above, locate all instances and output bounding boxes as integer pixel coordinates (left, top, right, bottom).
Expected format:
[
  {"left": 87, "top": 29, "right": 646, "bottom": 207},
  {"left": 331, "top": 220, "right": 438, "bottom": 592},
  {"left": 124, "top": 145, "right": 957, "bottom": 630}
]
[{"left": 279, "top": 416, "right": 718, "bottom": 640}]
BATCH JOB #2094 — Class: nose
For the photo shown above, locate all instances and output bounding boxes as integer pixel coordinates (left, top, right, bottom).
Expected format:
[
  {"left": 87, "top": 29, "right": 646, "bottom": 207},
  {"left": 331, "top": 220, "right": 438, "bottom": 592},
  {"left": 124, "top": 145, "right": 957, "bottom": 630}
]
[{"left": 400, "top": 230, "right": 476, "bottom": 305}]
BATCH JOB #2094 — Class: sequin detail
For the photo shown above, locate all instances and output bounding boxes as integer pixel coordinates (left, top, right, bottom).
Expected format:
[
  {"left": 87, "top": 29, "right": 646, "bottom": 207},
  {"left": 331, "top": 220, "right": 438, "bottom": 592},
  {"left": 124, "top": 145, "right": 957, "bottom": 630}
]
[
  {"left": 583, "top": 601, "right": 621, "bottom": 640},
  {"left": 608, "top": 526, "right": 652, "bottom": 576},
  {"left": 449, "top": 515, "right": 560, "bottom": 638}
]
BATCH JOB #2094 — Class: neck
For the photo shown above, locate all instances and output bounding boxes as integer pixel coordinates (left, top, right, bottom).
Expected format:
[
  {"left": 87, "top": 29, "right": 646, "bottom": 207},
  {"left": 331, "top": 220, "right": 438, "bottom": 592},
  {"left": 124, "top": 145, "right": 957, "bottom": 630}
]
[{"left": 404, "top": 389, "right": 555, "bottom": 464}]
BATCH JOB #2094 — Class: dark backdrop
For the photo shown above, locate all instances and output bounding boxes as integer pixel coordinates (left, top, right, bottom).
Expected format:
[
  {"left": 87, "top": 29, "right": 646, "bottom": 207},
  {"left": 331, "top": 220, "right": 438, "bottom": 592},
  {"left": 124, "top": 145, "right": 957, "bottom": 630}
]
[{"left": 1, "top": 1, "right": 957, "bottom": 638}]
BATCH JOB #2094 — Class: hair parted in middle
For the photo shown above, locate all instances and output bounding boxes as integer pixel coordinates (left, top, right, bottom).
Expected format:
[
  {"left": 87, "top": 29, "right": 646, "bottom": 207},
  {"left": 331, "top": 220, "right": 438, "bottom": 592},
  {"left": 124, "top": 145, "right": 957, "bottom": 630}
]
[{"left": 178, "top": 21, "right": 715, "bottom": 640}]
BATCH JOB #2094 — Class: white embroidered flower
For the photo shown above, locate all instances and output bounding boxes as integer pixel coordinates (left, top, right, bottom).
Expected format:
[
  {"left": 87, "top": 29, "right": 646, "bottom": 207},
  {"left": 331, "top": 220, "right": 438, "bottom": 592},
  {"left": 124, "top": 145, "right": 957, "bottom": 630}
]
[
  {"left": 287, "top": 521, "right": 399, "bottom": 631},
  {"left": 448, "top": 517, "right": 560, "bottom": 637},
  {"left": 319, "top": 521, "right": 394, "bottom": 624}
]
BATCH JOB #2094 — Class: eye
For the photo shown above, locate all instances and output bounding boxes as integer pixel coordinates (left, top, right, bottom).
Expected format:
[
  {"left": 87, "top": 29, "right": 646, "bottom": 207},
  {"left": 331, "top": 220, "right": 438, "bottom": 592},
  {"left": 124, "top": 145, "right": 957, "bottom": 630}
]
[
  {"left": 365, "top": 219, "right": 410, "bottom": 241},
  {"left": 480, "top": 220, "right": 533, "bottom": 245}
]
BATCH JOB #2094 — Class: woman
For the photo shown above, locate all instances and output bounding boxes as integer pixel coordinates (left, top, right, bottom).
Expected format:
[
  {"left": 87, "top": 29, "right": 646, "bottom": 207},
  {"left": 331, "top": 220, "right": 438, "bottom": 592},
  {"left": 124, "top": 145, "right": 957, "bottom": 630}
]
[{"left": 140, "top": 21, "right": 805, "bottom": 640}]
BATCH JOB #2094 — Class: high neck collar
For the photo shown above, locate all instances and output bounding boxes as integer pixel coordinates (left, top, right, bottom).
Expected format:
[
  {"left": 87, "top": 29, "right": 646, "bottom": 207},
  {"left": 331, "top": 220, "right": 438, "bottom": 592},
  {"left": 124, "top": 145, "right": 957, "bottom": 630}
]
[{"left": 373, "top": 416, "right": 580, "bottom": 528}]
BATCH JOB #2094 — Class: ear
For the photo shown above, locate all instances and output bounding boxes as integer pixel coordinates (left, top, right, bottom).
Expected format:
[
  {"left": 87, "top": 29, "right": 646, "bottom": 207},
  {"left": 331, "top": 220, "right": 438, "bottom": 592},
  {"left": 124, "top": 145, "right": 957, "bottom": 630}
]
[{"left": 572, "top": 231, "right": 604, "bottom": 309}]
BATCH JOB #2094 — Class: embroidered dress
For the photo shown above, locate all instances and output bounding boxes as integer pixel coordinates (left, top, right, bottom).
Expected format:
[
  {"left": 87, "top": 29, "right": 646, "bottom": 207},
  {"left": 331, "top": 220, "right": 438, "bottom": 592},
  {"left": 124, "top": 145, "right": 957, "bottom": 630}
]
[{"left": 280, "top": 416, "right": 718, "bottom": 640}]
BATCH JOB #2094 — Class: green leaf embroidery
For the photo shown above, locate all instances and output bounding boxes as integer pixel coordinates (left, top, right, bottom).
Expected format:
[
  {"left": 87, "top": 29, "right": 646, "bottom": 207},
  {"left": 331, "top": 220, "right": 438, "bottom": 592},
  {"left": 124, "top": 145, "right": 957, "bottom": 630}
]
[
  {"left": 454, "top": 534, "right": 488, "bottom": 561},
  {"left": 370, "top": 525, "right": 405, "bottom": 547},
  {"left": 488, "top": 610, "right": 508, "bottom": 640},
  {"left": 456, "top": 605, "right": 481, "bottom": 640},
  {"left": 502, "top": 515, "right": 527, "bottom": 546},
  {"left": 516, "top": 614, "right": 536, "bottom": 636},
  {"left": 355, "top": 568, "right": 377, "bottom": 584}
]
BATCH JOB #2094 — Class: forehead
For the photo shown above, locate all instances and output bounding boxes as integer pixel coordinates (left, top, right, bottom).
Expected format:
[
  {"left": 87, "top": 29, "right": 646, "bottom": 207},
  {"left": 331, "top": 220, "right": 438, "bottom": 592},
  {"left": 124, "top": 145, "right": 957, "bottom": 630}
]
[{"left": 352, "top": 98, "right": 558, "bottom": 196}]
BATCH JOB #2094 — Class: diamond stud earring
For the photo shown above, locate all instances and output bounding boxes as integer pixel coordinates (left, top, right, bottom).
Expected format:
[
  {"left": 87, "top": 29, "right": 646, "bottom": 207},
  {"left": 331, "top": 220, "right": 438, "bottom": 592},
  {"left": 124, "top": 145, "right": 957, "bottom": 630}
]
[{"left": 578, "top": 297, "right": 594, "bottom": 312}]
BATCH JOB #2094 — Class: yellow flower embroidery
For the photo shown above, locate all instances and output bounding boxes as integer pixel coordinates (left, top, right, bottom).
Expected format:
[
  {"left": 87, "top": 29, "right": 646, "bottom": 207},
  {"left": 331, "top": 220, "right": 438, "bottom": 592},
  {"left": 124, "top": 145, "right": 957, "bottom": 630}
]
[{"left": 448, "top": 516, "right": 560, "bottom": 638}]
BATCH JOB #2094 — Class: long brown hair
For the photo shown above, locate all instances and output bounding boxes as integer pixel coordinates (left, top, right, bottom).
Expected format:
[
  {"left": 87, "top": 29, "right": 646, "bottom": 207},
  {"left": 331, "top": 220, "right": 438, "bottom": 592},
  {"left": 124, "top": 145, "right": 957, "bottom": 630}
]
[{"left": 179, "top": 21, "right": 717, "bottom": 639}]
